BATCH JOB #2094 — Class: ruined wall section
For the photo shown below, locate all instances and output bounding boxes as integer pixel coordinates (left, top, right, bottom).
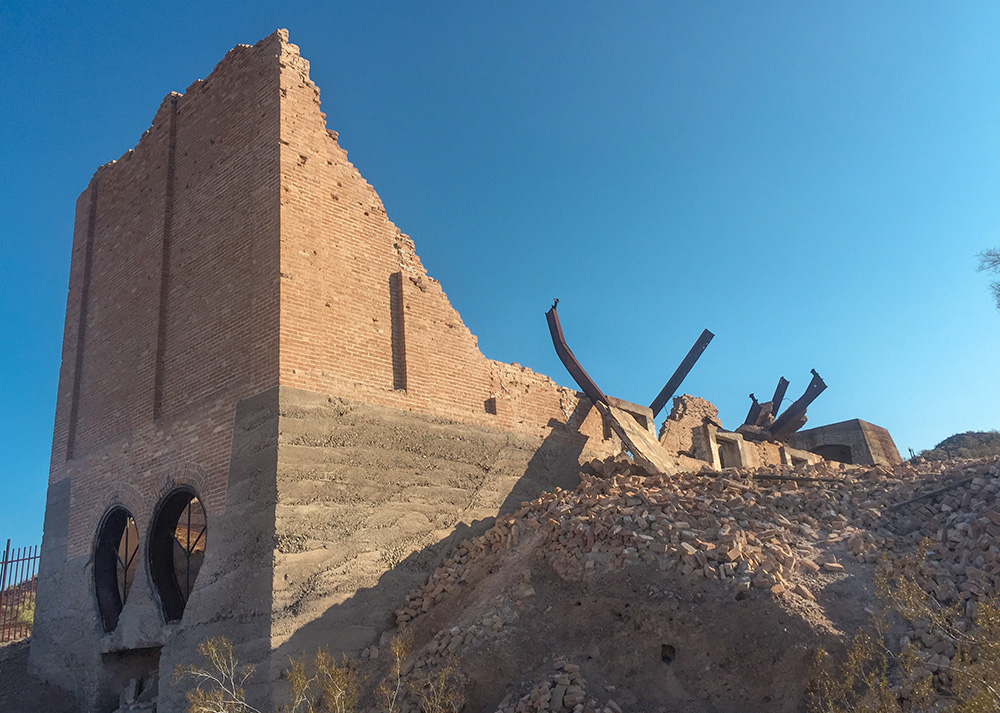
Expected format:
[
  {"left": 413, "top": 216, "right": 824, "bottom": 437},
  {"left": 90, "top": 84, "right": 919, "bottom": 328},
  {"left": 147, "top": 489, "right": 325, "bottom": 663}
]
[
  {"left": 45, "top": 34, "right": 283, "bottom": 558},
  {"left": 658, "top": 395, "right": 720, "bottom": 457},
  {"left": 274, "top": 37, "right": 608, "bottom": 445},
  {"left": 34, "top": 35, "right": 288, "bottom": 707},
  {"left": 156, "top": 41, "right": 283, "bottom": 417},
  {"left": 37, "top": 29, "right": 616, "bottom": 709},
  {"left": 276, "top": 39, "right": 486, "bottom": 415}
]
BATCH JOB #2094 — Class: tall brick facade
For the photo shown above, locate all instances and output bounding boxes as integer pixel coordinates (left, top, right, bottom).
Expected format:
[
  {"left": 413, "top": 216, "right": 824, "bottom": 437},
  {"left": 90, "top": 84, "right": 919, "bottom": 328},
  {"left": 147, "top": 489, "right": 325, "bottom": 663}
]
[{"left": 32, "top": 30, "right": 614, "bottom": 712}]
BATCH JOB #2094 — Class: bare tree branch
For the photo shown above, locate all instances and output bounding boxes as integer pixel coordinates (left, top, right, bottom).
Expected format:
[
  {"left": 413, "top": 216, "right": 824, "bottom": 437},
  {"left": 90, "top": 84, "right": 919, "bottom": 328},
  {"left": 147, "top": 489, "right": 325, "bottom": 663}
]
[
  {"left": 977, "top": 250, "right": 1000, "bottom": 311},
  {"left": 978, "top": 248, "right": 1000, "bottom": 273}
]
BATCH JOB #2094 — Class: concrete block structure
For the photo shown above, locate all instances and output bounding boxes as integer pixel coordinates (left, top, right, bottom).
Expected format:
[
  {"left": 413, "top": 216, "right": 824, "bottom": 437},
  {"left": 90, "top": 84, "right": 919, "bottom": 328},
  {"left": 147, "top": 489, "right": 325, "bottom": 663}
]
[
  {"left": 31, "top": 30, "right": 619, "bottom": 712},
  {"left": 790, "top": 419, "right": 902, "bottom": 467}
]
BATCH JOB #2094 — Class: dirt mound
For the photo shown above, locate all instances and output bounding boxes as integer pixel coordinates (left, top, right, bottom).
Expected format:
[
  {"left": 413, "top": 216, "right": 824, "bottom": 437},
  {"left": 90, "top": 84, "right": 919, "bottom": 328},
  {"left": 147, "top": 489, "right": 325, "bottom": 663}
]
[
  {"left": 0, "top": 639, "right": 80, "bottom": 713},
  {"left": 365, "top": 455, "right": 1000, "bottom": 712}
]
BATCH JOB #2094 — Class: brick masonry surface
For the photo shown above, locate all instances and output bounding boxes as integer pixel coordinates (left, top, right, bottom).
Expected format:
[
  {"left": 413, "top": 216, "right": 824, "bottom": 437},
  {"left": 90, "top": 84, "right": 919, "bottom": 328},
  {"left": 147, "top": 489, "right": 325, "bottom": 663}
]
[
  {"left": 33, "top": 30, "right": 615, "bottom": 712},
  {"left": 46, "top": 30, "right": 608, "bottom": 562}
]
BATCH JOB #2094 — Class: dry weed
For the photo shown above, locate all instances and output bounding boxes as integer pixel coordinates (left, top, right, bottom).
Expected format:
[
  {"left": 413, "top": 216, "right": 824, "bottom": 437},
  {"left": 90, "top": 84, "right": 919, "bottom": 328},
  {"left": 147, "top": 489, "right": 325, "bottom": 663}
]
[
  {"left": 810, "top": 541, "right": 1000, "bottom": 713},
  {"left": 177, "top": 627, "right": 467, "bottom": 713}
]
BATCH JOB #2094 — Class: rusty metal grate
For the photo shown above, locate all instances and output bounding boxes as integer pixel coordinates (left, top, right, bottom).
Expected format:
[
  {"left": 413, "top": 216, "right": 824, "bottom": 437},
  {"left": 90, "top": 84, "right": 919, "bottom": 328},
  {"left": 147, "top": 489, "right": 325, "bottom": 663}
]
[{"left": 0, "top": 539, "right": 39, "bottom": 643}]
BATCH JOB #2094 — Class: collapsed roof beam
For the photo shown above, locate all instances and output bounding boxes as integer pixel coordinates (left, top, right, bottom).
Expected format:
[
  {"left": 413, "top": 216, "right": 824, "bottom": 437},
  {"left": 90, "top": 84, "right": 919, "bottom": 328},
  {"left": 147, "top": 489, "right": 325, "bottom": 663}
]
[
  {"left": 770, "top": 377, "right": 790, "bottom": 416},
  {"left": 745, "top": 376, "right": 790, "bottom": 427},
  {"left": 768, "top": 369, "right": 827, "bottom": 442},
  {"left": 649, "top": 329, "right": 715, "bottom": 417},
  {"left": 545, "top": 301, "right": 609, "bottom": 407}
]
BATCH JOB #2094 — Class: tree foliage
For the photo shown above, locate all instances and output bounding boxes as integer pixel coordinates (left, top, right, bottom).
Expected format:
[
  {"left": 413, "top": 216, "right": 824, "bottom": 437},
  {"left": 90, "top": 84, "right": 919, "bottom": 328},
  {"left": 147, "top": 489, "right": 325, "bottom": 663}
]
[{"left": 977, "top": 249, "right": 1000, "bottom": 312}]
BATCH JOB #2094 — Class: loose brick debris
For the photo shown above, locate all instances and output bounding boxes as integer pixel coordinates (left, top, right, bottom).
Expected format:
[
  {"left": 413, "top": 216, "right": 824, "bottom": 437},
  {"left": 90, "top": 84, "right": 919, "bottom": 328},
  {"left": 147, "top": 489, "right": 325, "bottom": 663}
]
[
  {"left": 500, "top": 662, "right": 621, "bottom": 713},
  {"left": 387, "top": 455, "right": 1000, "bottom": 709}
]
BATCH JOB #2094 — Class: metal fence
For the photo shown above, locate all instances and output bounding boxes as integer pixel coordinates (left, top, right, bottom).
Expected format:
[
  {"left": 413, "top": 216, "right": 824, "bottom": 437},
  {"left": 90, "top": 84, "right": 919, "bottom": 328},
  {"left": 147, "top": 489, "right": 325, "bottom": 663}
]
[{"left": 0, "top": 539, "right": 40, "bottom": 643}]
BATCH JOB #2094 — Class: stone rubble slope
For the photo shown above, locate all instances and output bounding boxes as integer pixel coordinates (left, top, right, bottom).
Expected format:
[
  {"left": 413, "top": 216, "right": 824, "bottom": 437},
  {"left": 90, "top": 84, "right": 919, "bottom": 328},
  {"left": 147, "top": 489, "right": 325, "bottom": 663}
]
[
  {"left": 384, "top": 454, "right": 1000, "bottom": 711},
  {"left": 500, "top": 662, "right": 623, "bottom": 713}
]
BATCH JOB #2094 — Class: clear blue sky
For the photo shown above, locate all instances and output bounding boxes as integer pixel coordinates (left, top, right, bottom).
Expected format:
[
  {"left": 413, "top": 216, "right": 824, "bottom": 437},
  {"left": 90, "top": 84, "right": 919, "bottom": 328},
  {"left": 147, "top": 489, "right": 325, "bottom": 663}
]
[{"left": 3, "top": 2, "right": 1000, "bottom": 546}]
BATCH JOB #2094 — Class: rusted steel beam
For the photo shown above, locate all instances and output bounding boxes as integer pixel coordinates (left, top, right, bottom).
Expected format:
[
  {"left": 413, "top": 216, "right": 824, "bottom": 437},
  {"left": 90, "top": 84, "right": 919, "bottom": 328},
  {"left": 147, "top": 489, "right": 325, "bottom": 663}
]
[
  {"left": 743, "top": 394, "right": 762, "bottom": 426},
  {"left": 545, "top": 301, "right": 609, "bottom": 406},
  {"left": 649, "top": 329, "right": 715, "bottom": 417},
  {"left": 769, "top": 369, "right": 827, "bottom": 442},
  {"left": 770, "top": 377, "right": 789, "bottom": 415}
]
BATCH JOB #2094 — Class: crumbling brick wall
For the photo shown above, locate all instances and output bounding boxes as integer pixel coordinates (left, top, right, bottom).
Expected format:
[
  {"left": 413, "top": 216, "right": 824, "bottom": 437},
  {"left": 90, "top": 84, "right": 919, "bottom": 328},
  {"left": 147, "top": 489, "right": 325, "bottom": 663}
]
[
  {"left": 274, "top": 36, "right": 599, "bottom": 436},
  {"left": 34, "top": 30, "right": 614, "bottom": 712},
  {"left": 46, "top": 37, "right": 283, "bottom": 562},
  {"left": 658, "top": 394, "right": 720, "bottom": 457}
]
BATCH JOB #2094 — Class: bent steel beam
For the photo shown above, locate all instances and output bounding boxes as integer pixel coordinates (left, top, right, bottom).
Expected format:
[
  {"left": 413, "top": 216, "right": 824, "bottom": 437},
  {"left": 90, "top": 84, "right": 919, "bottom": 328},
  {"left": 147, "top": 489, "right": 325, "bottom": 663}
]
[
  {"left": 769, "top": 369, "right": 827, "bottom": 442},
  {"left": 744, "top": 394, "right": 762, "bottom": 426},
  {"left": 649, "top": 329, "right": 715, "bottom": 417},
  {"left": 545, "top": 301, "right": 608, "bottom": 407}
]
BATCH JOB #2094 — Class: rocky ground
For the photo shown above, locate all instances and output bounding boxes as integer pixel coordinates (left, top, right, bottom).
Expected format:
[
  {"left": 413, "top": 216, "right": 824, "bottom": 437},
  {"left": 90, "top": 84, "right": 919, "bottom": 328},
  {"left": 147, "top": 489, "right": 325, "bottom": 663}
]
[
  {"left": 4, "top": 455, "right": 998, "bottom": 712},
  {"left": 0, "top": 639, "right": 79, "bottom": 713},
  {"left": 370, "top": 454, "right": 1000, "bottom": 712}
]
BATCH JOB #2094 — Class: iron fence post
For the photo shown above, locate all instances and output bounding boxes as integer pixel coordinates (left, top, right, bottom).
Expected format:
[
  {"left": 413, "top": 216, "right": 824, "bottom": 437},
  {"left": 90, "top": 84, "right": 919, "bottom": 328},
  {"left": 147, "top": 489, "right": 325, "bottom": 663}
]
[{"left": 0, "top": 539, "right": 10, "bottom": 638}]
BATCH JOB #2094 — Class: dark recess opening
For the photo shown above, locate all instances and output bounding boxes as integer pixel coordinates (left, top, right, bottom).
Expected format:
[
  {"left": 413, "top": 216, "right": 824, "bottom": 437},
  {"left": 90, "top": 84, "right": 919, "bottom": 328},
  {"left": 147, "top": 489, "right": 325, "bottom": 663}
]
[
  {"left": 389, "top": 271, "right": 407, "bottom": 391},
  {"left": 149, "top": 488, "right": 206, "bottom": 622},
  {"left": 718, "top": 439, "right": 741, "bottom": 468},
  {"left": 812, "top": 443, "right": 854, "bottom": 464},
  {"left": 661, "top": 643, "right": 676, "bottom": 664},
  {"left": 94, "top": 506, "right": 139, "bottom": 632}
]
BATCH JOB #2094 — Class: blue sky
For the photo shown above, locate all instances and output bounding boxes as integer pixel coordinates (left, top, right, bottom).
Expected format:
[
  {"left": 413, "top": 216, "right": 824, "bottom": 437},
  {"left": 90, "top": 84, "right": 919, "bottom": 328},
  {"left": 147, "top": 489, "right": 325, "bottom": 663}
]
[{"left": 2, "top": 2, "right": 999, "bottom": 546}]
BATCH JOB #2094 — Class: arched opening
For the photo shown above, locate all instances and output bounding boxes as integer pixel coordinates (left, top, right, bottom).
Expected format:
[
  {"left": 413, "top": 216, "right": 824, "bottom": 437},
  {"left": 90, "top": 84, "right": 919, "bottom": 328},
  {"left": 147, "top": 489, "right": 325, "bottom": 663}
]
[
  {"left": 148, "top": 489, "right": 206, "bottom": 622},
  {"left": 94, "top": 506, "right": 139, "bottom": 633}
]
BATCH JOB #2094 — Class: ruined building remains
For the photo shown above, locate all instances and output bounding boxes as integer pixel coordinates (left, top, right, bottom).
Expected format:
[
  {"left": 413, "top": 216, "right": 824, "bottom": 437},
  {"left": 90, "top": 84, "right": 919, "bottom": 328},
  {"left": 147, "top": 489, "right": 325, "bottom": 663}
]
[{"left": 31, "top": 30, "right": 900, "bottom": 713}]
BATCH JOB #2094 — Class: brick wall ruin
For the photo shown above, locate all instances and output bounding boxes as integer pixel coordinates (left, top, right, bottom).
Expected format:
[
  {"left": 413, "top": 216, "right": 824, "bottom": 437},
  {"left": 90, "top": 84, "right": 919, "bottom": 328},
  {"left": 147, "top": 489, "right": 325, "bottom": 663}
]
[
  {"left": 31, "top": 29, "right": 903, "bottom": 713},
  {"left": 32, "top": 30, "right": 616, "bottom": 712}
]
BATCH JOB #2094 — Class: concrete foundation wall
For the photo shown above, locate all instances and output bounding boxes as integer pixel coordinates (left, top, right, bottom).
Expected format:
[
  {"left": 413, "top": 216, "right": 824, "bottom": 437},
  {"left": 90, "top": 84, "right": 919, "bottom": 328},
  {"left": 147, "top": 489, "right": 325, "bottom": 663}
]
[
  {"left": 32, "top": 388, "right": 280, "bottom": 713},
  {"left": 265, "top": 387, "right": 615, "bottom": 706},
  {"left": 35, "top": 386, "right": 615, "bottom": 712}
]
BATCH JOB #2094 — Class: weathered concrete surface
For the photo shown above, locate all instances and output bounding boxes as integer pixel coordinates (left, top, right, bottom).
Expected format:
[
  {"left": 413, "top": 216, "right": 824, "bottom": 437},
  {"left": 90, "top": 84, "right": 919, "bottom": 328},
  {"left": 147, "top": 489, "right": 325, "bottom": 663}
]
[
  {"left": 30, "top": 388, "right": 280, "bottom": 713},
  {"left": 790, "top": 419, "right": 902, "bottom": 467},
  {"left": 596, "top": 402, "right": 678, "bottom": 476},
  {"left": 154, "top": 386, "right": 280, "bottom": 713},
  {"left": 268, "top": 386, "right": 612, "bottom": 685}
]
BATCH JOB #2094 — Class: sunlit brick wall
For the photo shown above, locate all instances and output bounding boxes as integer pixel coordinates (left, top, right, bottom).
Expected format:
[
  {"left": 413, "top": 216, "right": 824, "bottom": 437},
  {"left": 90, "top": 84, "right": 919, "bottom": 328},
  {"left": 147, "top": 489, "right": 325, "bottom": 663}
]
[{"left": 48, "top": 34, "right": 284, "bottom": 558}]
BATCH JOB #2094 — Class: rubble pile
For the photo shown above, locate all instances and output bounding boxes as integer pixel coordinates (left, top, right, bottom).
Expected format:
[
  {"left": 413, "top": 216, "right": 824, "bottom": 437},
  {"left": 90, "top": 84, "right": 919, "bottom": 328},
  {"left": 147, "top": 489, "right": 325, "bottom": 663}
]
[
  {"left": 878, "top": 459, "right": 1000, "bottom": 679},
  {"left": 393, "top": 454, "right": 1000, "bottom": 707},
  {"left": 495, "top": 662, "right": 622, "bottom": 713}
]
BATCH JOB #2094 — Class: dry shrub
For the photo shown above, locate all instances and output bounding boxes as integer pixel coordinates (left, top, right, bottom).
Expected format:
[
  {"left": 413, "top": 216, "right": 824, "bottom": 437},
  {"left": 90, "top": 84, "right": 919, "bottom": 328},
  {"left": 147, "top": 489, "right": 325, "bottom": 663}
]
[
  {"left": 286, "top": 648, "right": 358, "bottom": 713},
  {"left": 810, "top": 540, "right": 1000, "bottom": 713},
  {"left": 410, "top": 655, "right": 465, "bottom": 713},
  {"left": 177, "top": 628, "right": 466, "bottom": 713},
  {"left": 174, "top": 636, "right": 262, "bottom": 713},
  {"left": 376, "top": 627, "right": 412, "bottom": 713}
]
